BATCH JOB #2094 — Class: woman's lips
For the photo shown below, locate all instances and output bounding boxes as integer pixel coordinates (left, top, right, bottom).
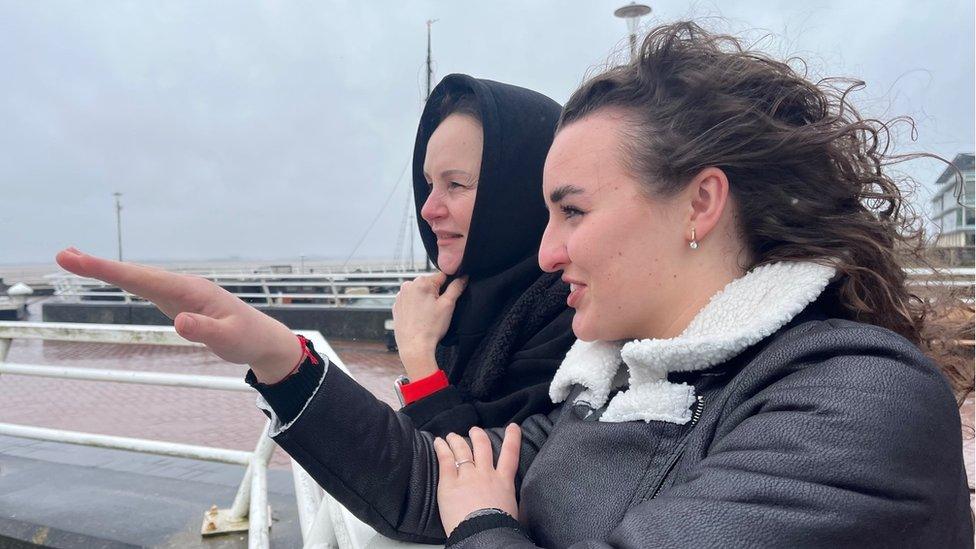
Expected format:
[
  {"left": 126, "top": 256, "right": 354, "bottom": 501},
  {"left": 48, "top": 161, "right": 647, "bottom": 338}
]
[
  {"left": 436, "top": 234, "right": 463, "bottom": 246},
  {"left": 567, "top": 283, "right": 587, "bottom": 307}
]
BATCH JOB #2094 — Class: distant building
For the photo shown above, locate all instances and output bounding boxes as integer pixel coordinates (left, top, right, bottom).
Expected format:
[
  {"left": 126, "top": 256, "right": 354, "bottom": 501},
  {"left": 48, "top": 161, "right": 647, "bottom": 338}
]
[{"left": 930, "top": 153, "right": 975, "bottom": 266}]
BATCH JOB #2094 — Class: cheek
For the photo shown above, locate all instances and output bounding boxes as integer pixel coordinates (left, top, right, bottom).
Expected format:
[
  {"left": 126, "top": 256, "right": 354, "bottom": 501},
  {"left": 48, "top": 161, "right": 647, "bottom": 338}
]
[{"left": 458, "top": 194, "right": 477, "bottom": 230}]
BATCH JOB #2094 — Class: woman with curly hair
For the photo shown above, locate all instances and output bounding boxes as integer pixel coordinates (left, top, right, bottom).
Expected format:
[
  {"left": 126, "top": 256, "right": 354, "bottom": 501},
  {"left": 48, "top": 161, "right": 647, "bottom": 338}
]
[{"left": 57, "top": 21, "right": 972, "bottom": 548}]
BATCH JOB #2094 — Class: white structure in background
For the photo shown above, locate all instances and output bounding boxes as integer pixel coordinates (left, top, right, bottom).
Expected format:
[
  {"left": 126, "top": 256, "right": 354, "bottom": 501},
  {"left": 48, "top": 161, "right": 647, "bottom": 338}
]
[{"left": 931, "top": 153, "right": 975, "bottom": 266}]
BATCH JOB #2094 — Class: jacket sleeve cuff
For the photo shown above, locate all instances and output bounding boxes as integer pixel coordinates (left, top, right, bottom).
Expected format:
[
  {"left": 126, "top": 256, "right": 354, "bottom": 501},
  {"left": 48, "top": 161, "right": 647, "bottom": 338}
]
[
  {"left": 400, "top": 369, "right": 450, "bottom": 404},
  {"left": 246, "top": 338, "right": 328, "bottom": 428},
  {"left": 399, "top": 384, "right": 466, "bottom": 424},
  {"left": 446, "top": 509, "right": 524, "bottom": 547}
]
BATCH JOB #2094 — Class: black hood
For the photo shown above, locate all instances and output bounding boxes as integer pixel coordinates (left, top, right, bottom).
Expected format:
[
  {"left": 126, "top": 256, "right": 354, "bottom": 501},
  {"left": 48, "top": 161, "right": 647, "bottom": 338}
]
[{"left": 412, "top": 73, "right": 561, "bottom": 279}]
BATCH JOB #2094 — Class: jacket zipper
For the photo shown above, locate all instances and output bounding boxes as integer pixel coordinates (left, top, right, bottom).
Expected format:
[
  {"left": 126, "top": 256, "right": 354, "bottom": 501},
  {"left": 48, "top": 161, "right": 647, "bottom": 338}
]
[{"left": 647, "top": 395, "right": 705, "bottom": 501}]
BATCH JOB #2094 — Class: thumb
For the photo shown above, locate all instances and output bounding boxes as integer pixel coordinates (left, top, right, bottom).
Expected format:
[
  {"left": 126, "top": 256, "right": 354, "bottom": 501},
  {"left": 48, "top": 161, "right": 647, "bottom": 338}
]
[
  {"left": 440, "top": 276, "right": 468, "bottom": 304},
  {"left": 174, "top": 312, "right": 225, "bottom": 345},
  {"left": 429, "top": 270, "right": 448, "bottom": 289}
]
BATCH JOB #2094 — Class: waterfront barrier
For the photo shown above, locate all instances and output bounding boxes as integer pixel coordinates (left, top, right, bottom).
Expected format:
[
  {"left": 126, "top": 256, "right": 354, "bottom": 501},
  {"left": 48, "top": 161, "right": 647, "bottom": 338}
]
[
  {"left": 0, "top": 321, "right": 429, "bottom": 548},
  {"left": 47, "top": 271, "right": 428, "bottom": 307}
]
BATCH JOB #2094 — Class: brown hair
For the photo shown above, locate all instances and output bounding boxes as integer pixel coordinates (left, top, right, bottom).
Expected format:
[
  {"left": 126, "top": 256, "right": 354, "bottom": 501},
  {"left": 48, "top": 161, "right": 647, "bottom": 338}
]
[
  {"left": 560, "top": 22, "right": 973, "bottom": 401},
  {"left": 437, "top": 91, "right": 482, "bottom": 126}
]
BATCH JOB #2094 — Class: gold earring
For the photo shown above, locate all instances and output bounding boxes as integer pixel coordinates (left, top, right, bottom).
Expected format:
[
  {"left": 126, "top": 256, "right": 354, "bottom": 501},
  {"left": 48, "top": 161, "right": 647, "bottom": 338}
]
[{"left": 689, "top": 227, "right": 699, "bottom": 250}]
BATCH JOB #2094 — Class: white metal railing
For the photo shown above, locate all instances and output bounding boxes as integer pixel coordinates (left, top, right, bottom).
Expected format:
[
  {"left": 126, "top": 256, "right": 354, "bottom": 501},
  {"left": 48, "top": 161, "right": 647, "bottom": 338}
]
[
  {"left": 285, "top": 337, "right": 435, "bottom": 549},
  {"left": 0, "top": 321, "right": 432, "bottom": 548},
  {"left": 46, "top": 271, "right": 428, "bottom": 308}
]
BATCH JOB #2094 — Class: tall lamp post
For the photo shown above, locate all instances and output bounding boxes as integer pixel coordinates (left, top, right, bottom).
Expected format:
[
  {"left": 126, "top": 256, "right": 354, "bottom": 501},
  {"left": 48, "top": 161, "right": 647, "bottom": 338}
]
[
  {"left": 614, "top": 2, "right": 651, "bottom": 60},
  {"left": 113, "top": 192, "right": 123, "bottom": 261}
]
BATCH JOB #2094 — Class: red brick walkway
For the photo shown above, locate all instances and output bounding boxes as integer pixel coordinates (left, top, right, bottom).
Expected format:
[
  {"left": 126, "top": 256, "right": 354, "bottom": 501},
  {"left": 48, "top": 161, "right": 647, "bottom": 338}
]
[{"left": 0, "top": 338, "right": 403, "bottom": 469}]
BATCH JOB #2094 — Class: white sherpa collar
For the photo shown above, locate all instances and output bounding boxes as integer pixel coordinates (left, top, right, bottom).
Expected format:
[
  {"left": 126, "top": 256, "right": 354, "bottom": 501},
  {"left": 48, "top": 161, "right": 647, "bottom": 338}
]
[{"left": 549, "top": 261, "right": 836, "bottom": 424}]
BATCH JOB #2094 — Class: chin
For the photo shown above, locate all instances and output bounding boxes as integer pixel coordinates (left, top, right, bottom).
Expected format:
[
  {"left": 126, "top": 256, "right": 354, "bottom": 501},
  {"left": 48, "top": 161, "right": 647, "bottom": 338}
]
[
  {"left": 571, "top": 313, "right": 600, "bottom": 342},
  {"left": 437, "top": 253, "right": 460, "bottom": 275}
]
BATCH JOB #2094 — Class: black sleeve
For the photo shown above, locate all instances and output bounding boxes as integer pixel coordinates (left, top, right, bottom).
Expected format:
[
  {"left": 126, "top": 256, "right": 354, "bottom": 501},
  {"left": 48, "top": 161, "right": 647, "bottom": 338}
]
[
  {"left": 401, "top": 309, "right": 575, "bottom": 437},
  {"left": 245, "top": 347, "right": 324, "bottom": 425},
  {"left": 246, "top": 342, "right": 561, "bottom": 544},
  {"left": 400, "top": 382, "right": 556, "bottom": 437}
]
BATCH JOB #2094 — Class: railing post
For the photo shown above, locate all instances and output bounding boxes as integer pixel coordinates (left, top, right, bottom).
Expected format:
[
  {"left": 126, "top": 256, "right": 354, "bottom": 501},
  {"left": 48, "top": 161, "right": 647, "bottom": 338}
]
[
  {"left": 228, "top": 419, "right": 276, "bottom": 520},
  {"left": 0, "top": 337, "right": 11, "bottom": 381},
  {"left": 0, "top": 338, "right": 11, "bottom": 363}
]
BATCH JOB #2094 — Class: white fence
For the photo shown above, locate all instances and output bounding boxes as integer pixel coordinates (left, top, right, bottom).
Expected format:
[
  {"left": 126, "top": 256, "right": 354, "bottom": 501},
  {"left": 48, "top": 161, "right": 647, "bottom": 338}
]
[
  {"left": 0, "top": 321, "right": 431, "bottom": 548},
  {"left": 47, "top": 271, "right": 428, "bottom": 308}
]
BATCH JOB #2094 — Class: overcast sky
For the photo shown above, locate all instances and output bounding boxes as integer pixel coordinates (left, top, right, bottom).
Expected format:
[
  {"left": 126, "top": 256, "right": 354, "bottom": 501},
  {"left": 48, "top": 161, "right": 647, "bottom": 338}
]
[{"left": 3, "top": 0, "right": 973, "bottom": 265}]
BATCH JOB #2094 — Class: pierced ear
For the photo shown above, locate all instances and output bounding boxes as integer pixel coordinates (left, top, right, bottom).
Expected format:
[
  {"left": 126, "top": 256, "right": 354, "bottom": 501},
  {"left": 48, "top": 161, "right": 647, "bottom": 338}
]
[{"left": 687, "top": 167, "right": 731, "bottom": 242}]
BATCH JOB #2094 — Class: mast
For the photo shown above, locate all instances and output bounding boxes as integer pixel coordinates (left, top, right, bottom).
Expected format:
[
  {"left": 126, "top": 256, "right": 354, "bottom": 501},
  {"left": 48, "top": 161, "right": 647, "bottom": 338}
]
[
  {"left": 421, "top": 19, "right": 438, "bottom": 271},
  {"left": 113, "top": 192, "right": 123, "bottom": 261}
]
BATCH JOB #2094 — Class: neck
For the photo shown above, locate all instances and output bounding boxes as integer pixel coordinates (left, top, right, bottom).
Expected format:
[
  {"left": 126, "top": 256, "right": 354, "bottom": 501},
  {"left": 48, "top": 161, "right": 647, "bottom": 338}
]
[{"left": 640, "top": 241, "right": 749, "bottom": 340}]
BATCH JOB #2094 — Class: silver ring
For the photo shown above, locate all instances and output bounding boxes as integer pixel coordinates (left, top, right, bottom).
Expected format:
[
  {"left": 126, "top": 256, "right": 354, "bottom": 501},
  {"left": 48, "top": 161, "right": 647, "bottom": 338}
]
[{"left": 454, "top": 459, "right": 474, "bottom": 469}]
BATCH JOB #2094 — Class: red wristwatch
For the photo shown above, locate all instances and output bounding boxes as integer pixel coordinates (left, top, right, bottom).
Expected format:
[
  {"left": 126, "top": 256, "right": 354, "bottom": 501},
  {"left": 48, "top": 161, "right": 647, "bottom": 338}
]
[{"left": 394, "top": 370, "right": 450, "bottom": 406}]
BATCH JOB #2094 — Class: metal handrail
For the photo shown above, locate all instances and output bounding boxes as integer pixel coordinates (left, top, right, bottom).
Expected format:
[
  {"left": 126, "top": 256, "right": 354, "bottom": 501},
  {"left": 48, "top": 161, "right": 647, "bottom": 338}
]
[
  {"left": 47, "top": 272, "right": 420, "bottom": 308},
  {"left": 0, "top": 321, "right": 321, "bottom": 548},
  {"left": 0, "top": 320, "right": 431, "bottom": 548}
]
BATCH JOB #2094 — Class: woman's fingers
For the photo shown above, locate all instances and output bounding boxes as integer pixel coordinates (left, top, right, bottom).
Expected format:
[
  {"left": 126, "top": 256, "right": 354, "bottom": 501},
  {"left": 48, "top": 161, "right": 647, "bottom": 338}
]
[
  {"left": 469, "top": 427, "right": 493, "bottom": 468},
  {"left": 433, "top": 437, "right": 456, "bottom": 481},
  {"left": 56, "top": 248, "right": 193, "bottom": 307},
  {"left": 445, "top": 433, "right": 474, "bottom": 470},
  {"left": 496, "top": 424, "right": 522, "bottom": 480},
  {"left": 440, "top": 276, "right": 468, "bottom": 305}
]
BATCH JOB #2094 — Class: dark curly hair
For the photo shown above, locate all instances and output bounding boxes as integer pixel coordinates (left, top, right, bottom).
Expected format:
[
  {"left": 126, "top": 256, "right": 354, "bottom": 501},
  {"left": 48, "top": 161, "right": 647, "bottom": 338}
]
[{"left": 560, "top": 22, "right": 973, "bottom": 401}]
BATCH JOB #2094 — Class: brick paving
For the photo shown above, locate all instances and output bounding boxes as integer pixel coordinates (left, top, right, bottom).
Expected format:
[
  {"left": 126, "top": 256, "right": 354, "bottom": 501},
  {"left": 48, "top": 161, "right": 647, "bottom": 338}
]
[{"left": 0, "top": 338, "right": 404, "bottom": 470}]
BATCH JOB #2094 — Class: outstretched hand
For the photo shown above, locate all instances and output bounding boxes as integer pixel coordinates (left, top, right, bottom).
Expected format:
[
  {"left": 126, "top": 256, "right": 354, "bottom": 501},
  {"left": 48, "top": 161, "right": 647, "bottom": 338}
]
[{"left": 55, "top": 248, "right": 302, "bottom": 383}]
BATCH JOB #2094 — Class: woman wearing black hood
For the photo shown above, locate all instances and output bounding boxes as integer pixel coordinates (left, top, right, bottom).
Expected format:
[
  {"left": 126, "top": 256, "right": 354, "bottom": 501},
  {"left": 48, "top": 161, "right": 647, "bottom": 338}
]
[{"left": 392, "top": 74, "right": 576, "bottom": 436}]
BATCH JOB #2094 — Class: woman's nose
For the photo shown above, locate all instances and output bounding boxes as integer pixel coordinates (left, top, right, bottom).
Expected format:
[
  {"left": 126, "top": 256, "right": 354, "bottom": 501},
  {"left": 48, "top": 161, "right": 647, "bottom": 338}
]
[
  {"left": 420, "top": 192, "right": 447, "bottom": 223},
  {"left": 538, "top": 223, "right": 569, "bottom": 273}
]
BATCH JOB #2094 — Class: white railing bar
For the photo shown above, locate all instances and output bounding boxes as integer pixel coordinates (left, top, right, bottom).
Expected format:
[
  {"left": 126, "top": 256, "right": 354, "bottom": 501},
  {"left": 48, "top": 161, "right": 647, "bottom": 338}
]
[
  {"left": 230, "top": 421, "right": 277, "bottom": 519},
  {"left": 906, "top": 280, "right": 976, "bottom": 287},
  {"left": 54, "top": 281, "right": 406, "bottom": 288},
  {"left": 0, "top": 423, "right": 252, "bottom": 465},
  {"left": 47, "top": 272, "right": 426, "bottom": 282},
  {"left": 0, "top": 362, "right": 250, "bottom": 392},
  {"left": 58, "top": 291, "right": 397, "bottom": 300},
  {"left": 0, "top": 321, "right": 200, "bottom": 347},
  {"left": 248, "top": 459, "right": 270, "bottom": 549},
  {"left": 291, "top": 460, "right": 330, "bottom": 543},
  {"left": 903, "top": 267, "right": 975, "bottom": 276}
]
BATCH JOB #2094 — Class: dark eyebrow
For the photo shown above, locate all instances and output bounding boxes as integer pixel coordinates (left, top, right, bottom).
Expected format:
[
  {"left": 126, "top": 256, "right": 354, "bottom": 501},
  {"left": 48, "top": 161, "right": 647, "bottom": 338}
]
[{"left": 549, "top": 184, "right": 584, "bottom": 203}]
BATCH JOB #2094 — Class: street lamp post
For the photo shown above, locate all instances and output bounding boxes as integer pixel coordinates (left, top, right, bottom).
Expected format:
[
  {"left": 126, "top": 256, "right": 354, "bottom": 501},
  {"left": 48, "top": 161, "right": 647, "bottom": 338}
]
[
  {"left": 113, "top": 192, "right": 123, "bottom": 261},
  {"left": 614, "top": 2, "right": 652, "bottom": 60}
]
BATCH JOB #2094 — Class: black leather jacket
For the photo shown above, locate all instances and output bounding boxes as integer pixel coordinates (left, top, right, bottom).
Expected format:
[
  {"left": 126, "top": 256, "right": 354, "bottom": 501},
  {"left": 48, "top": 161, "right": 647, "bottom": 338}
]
[{"left": 253, "top": 310, "right": 973, "bottom": 548}]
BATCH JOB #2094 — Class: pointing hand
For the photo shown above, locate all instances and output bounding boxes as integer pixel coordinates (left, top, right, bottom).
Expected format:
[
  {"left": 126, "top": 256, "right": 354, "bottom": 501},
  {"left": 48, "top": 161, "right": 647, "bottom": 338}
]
[{"left": 55, "top": 248, "right": 303, "bottom": 383}]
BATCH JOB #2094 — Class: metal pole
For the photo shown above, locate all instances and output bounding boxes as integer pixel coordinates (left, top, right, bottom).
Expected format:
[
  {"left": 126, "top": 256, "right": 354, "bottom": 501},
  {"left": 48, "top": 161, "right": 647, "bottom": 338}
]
[
  {"left": 247, "top": 460, "right": 269, "bottom": 549},
  {"left": 113, "top": 192, "right": 123, "bottom": 261},
  {"left": 0, "top": 423, "right": 251, "bottom": 465},
  {"left": 424, "top": 19, "right": 438, "bottom": 272},
  {"left": 229, "top": 420, "right": 277, "bottom": 519},
  {"left": 426, "top": 19, "right": 436, "bottom": 100}
]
